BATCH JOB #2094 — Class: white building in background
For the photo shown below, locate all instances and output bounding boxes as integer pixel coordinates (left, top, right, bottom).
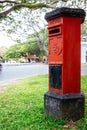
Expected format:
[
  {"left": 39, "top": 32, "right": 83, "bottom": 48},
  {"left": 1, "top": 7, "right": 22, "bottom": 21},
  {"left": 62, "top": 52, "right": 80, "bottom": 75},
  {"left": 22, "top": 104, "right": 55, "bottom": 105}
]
[{"left": 81, "top": 42, "right": 87, "bottom": 63}]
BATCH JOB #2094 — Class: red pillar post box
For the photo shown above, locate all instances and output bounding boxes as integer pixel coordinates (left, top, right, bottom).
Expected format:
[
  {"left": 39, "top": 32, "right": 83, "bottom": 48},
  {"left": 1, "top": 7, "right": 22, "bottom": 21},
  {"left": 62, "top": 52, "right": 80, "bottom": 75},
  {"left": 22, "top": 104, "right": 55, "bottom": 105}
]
[{"left": 44, "top": 7, "right": 86, "bottom": 121}]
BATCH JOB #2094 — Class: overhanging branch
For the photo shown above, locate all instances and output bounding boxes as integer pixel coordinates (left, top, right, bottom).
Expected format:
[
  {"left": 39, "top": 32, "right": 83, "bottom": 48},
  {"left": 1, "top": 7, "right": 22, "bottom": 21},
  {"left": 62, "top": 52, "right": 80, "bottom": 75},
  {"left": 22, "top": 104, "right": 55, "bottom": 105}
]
[
  {"left": 0, "top": 0, "right": 18, "bottom": 4},
  {"left": 14, "top": 3, "right": 54, "bottom": 9},
  {"left": 0, "top": 6, "right": 15, "bottom": 18},
  {"left": 0, "top": 3, "right": 54, "bottom": 19}
]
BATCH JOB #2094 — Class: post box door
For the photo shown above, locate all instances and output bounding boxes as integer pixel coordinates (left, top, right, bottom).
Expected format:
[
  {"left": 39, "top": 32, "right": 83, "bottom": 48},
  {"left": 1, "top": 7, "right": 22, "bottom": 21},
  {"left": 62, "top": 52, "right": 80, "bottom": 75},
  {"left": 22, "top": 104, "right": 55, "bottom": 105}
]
[{"left": 49, "top": 64, "right": 62, "bottom": 89}]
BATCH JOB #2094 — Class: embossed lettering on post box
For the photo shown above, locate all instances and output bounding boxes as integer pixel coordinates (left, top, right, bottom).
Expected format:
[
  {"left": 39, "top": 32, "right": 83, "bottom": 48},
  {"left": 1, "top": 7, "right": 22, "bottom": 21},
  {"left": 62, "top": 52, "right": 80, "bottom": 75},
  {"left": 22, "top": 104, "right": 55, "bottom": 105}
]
[{"left": 49, "top": 36, "right": 63, "bottom": 64}]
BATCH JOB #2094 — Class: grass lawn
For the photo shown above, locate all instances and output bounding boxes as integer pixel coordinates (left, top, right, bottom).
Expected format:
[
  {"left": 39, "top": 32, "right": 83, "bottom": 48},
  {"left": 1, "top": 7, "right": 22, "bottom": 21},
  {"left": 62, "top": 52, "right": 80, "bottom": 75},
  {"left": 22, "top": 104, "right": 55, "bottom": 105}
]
[{"left": 0, "top": 75, "right": 87, "bottom": 130}]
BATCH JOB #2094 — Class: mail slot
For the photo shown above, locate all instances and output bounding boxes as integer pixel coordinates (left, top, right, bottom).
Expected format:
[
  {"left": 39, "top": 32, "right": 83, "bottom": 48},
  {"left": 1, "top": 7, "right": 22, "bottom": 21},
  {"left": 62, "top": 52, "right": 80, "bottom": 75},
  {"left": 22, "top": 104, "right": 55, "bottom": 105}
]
[
  {"left": 49, "top": 28, "right": 60, "bottom": 34},
  {"left": 49, "top": 26, "right": 62, "bottom": 36}
]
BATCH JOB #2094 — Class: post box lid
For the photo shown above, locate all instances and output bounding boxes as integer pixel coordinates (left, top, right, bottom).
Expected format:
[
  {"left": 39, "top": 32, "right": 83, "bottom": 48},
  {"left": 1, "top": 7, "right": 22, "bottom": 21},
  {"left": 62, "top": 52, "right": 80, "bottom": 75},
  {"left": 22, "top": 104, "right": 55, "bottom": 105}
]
[{"left": 45, "top": 7, "right": 86, "bottom": 23}]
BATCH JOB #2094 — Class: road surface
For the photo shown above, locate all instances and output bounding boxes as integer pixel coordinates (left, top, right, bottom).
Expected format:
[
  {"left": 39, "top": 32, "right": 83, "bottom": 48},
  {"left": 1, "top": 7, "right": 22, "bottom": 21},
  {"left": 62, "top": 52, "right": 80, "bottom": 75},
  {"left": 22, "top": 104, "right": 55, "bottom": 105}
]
[
  {"left": 0, "top": 63, "right": 48, "bottom": 83},
  {"left": 0, "top": 63, "right": 87, "bottom": 84}
]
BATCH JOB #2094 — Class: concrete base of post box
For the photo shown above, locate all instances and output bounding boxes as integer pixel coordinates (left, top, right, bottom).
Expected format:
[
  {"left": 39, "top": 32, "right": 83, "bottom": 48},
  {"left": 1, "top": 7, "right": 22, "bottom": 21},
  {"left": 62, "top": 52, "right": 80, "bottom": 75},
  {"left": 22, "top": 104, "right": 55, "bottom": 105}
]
[{"left": 44, "top": 91, "right": 85, "bottom": 121}]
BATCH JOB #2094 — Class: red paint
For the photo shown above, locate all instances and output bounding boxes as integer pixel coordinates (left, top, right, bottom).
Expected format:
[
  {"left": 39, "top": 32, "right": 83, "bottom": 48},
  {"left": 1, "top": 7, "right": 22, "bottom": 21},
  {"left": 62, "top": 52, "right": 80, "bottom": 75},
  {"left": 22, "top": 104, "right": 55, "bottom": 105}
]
[{"left": 48, "top": 16, "right": 82, "bottom": 94}]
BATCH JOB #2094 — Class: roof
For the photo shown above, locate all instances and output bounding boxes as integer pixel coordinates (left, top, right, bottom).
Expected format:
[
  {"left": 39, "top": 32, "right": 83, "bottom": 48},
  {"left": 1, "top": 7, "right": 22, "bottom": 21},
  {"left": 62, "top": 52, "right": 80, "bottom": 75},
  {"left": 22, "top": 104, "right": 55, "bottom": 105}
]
[{"left": 26, "top": 55, "right": 39, "bottom": 60}]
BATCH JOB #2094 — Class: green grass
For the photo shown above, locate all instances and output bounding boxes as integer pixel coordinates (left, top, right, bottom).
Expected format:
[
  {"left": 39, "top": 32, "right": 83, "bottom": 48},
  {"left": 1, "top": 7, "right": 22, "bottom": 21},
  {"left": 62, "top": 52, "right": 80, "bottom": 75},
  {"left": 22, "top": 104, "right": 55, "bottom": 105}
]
[
  {"left": 76, "top": 76, "right": 87, "bottom": 130},
  {"left": 0, "top": 75, "right": 87, "bottom": 130}
]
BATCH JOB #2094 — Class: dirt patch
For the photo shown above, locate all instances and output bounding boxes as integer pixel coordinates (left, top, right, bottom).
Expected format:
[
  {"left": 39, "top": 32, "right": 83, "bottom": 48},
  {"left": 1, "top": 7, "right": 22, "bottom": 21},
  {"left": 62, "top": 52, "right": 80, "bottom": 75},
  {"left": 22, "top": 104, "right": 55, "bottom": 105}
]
[
  {"left": 63, "top": 120, "right": 77, "bottom": 130},
  {"left": 0, "top": 79, "right": 22, "bottom": 93},
  {"left": 0, "top": 86, "right": 7, "bottom": 93}
]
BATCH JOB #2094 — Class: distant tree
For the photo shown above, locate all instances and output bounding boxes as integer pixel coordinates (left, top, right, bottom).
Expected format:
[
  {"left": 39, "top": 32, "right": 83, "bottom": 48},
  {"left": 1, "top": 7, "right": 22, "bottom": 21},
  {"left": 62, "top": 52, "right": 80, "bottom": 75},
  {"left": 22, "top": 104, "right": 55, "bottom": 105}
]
[
  {"left": 0, "top": 55, "right": 3, "bottom": 61},
  {"left": 81, "top": 20, "right": 87, "bottom": 41},
  {"left": 19, "top": 42, "right": 40, "bottom": 56},
  {"left": 4, "top": 40, "right": 41, "bottom": 60},
  {"left": 4, "top": 44, "right": 22, "bottom": 60}
]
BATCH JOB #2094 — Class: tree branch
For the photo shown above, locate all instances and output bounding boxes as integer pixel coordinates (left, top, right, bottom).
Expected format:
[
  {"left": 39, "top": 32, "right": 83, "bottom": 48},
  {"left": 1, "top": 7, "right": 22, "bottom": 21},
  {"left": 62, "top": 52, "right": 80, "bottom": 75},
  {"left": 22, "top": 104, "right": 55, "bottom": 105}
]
[
  {"left": 0, "top": 3, "right": 53, "bottom": 19},
  {"left": 0, "top": 0, "right": 18, "bottom": 4},
  {"left": 14, "top": 3, "right": 53, "bottom": 9},
  {"left": 0, "top": 6, "right": 15, "bottom": 18}
]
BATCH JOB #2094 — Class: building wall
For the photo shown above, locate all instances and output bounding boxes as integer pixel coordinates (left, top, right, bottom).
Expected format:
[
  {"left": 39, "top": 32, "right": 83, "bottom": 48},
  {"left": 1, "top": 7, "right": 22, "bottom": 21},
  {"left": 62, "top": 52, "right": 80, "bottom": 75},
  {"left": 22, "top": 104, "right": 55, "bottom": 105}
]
[{"left": 81, "top": 43, "right": 87, "bottom": 63}]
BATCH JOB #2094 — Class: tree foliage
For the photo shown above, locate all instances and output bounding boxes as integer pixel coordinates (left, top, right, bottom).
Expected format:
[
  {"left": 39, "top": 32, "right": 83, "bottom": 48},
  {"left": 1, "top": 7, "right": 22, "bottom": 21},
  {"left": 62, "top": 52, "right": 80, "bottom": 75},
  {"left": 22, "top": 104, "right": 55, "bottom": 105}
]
[
  {"left": 4, "top": 37, "right": 42, "bottom": 60},
  {"left": 0, "top": 0, "right": 66, "bottom": 19},
  {"left": 4, "top": 44, "right": 22, "bottom": 60}
]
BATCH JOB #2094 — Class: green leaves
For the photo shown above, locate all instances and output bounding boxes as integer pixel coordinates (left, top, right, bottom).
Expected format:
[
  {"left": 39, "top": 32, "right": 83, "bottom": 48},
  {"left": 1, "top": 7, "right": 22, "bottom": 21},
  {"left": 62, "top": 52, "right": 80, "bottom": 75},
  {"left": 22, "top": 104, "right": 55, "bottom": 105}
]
[
  {"left": 4, "top": 44, "right": 22, "bottom": 60},
  {"left": 4, "top": 41, "right": 41, "bottom": 60}
]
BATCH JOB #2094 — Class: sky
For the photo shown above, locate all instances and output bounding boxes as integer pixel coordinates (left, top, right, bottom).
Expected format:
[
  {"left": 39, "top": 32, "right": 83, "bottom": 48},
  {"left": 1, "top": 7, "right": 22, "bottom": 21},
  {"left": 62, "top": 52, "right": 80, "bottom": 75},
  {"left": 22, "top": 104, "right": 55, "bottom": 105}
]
[{"left": 0, "top": 32, "right": 15, "bottom": 48}]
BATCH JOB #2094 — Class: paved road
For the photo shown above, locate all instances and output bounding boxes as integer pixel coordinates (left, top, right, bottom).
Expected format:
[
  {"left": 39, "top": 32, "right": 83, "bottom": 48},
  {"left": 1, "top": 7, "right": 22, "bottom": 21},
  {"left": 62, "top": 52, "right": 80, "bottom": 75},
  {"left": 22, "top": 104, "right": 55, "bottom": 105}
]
[
  {"left": 0, "top": 63, "right": 86, "bottom": 84},
  {"left": 81, "top": 64, "right": 87, "bottom": 76},
  {"left": 0, "top": 63, "right": 48, "bottom": 83}
]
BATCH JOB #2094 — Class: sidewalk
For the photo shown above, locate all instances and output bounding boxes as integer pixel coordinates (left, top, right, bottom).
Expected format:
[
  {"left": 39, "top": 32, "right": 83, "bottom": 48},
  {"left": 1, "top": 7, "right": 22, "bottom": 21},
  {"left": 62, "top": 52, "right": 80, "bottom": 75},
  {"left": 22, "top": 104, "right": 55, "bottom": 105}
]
[
  {"left": 81, "top": 63, "right": 87, "bottom": 76},
  {"left": 81, "top": 63, "right": 87, "bottom": 66}
]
